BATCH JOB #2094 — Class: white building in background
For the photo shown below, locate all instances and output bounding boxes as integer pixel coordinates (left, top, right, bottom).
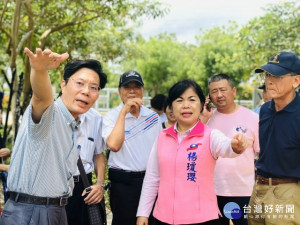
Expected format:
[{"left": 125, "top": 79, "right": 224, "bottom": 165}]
[
  {"left": 93, "top": 88, "right": 252, "bottom": 114},
  {"left": 93, "top": 88, "right": 151, "bottom": 114}
]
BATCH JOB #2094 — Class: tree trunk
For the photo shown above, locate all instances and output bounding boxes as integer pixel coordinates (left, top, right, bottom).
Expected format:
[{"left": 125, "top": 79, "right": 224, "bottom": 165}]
[
  {"left": 21, "top": 1, "right": 34, "bottom": 112},
  {"left": 10, "top": 0, "right": 22, "bottom": 144}
]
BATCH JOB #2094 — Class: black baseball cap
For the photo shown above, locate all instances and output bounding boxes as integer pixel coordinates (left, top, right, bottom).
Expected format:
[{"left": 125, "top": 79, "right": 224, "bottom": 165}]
[
  {"left": 255, "top": 51, "right": 300, "bottom": 76},
  {"left": 119, "top": 70, "right": 144, "bottom": 87}
]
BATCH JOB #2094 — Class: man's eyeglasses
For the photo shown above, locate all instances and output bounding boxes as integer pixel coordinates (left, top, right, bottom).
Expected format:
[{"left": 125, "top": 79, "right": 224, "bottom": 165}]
[
  {"left": 69, "top": 78, "right": 100, "bottom": 93},
  {"left": 260, "top": 72, "right": 283, "bottom": 80},
  {"left": 260, "top": 72, "right": 296, "bottom": 80}
]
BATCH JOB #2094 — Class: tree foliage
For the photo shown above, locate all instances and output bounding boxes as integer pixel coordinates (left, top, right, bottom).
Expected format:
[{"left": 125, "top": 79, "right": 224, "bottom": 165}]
[
  {"left": 236, "top": 1, "right": 300, "bottom": 76},
  {"left": 121, "top": 33, "right": 190, "bottom": 96},
  {"left": 122, "top": 1, "right": 299, "bottom": 99},
  {"left": 0, "top": 0, "right": 299, "bottom": 144},
  {"left": 0, "top": 0, "right": 166, "bottom": 144}
]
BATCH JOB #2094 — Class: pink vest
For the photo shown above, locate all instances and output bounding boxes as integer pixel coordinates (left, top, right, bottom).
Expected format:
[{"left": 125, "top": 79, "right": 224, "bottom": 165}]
[{"left": 153, "top": 121, "right": 219, "bottom": 224}]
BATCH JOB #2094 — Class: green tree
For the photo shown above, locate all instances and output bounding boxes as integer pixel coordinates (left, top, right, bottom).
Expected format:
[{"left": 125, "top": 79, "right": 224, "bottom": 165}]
[
  {"left": 118, "top": 1, "right": 299, "bottom": 100},
  {"left": 0, "top": 0, "right": 166, "bottom": 144},
  {"left": 236, "top": 1, "right": 300, "bottom": 74},
  {"left": 121, "top": 33, "right": 190, "bottom": 96},
  {"left": 188, "top": 23, "right": 248, "bottom": 95}
]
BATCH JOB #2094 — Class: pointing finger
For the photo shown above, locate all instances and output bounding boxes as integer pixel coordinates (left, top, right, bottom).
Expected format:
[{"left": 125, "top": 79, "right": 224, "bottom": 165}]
[{"left": 24, "top": 47, "right": 35, "bottom": 58}]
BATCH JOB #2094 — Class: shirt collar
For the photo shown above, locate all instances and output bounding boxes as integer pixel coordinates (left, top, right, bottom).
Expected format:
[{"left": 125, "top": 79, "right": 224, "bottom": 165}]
[
  {"left": 56, "top": 97, "right": 78, "bottom": 129},
  {"left": 269, "top": 92, "right": 300, "bottom": 113},
  {"left": 174, "top": 122, "right": 195, "bottom": 135},
  {"left": 79, "top": 111, "right": 87, "bottom": 124},
  {"left": 164, "top": 120, "right": 205, "bottom": 139}
]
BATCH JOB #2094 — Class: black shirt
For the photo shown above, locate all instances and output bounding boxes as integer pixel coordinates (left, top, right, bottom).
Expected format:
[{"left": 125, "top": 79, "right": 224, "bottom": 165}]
[{"left": 256, "top": 92, "right": 300, "bottom": 178}]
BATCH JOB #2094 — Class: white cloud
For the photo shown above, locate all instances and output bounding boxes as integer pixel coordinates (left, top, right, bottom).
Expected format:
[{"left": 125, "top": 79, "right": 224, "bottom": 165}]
[{"left": 139, "top": 0, "right": 283, "bottom": 43}]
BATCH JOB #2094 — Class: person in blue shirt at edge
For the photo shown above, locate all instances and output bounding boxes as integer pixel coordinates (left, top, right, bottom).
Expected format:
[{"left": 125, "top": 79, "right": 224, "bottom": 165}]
[
  {"left": 247, "top": 51, "right": 300, "bottom": 225},
  {"left": 0, "top": 48, "right": 107, "bottom": 225}
]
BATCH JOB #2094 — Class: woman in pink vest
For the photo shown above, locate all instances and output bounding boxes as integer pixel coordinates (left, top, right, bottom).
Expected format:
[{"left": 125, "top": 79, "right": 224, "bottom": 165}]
[{"left": 137, "top": 79, "right": 248, "bottom": 225}]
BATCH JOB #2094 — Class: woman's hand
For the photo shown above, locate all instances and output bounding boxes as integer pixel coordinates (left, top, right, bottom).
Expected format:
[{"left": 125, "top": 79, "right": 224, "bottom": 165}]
[
  {"left": 137, "top": 216, "right": 148, "bottom": 225},
  {"left": 231, "top": 133, "right": 248, "bottom": 154}
]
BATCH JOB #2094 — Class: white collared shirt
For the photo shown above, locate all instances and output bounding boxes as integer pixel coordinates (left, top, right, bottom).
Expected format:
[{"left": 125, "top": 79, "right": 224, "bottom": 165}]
[
  {"left": 74, "top": 108, "right": 106, "bottom": 175},
  {"left": 174, "top": 121, "right": 198, "bottom": 144}
]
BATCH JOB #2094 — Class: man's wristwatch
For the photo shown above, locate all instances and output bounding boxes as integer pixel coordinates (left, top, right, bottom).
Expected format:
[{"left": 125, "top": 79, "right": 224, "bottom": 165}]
[{"left": 96, "top": 179, "right": 106, "bottom": 188}]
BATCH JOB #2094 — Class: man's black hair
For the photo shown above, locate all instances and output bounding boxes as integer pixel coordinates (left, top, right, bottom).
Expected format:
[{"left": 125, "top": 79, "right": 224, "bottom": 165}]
[
  {"left": 63, "top": 59, "right": 107, "bottom": 89},
  {"left": 208, "top": 73, "right": 234, "bottom": 88}
]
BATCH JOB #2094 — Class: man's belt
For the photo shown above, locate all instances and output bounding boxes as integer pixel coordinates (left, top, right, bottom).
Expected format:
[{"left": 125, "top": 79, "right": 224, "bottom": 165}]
[
  {"left": 109, "top": 168, "right": 146, "bottom": 178},
  {"left": 8, "top": 191, "right": 68, "bottom": 206},
  {"left": 257, "top": 175, "right": 298, "bottom": 185}
]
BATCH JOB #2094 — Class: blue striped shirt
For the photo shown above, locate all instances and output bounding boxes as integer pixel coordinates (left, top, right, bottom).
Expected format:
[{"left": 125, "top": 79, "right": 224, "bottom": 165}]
[{"left": 7, "top": 98, "right": 79, "bottom": 197}]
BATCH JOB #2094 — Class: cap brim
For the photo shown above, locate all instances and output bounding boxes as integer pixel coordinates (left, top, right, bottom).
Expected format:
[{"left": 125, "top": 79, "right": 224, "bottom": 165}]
[
  {"left": 120, "top": 79, "right": 144, "bottom": 87},
  {"left": 255, "top": 63, "right": 291, "bottom": 76}
]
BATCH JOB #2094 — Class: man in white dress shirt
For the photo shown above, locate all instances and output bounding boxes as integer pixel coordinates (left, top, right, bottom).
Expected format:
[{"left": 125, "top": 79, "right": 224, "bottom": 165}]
[{"left": 66, "top": 108, "right": 107, "bottom": 225}]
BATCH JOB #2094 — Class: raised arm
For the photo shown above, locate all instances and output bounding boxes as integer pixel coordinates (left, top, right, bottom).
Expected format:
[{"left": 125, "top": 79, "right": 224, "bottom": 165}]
[
  {"left": 106, "top": 98, "right": 143, "bottom": 151},
  {"left": 24, "top": 48, "right": 69, "bottom": 123},
  {"left": 211, "top": 129, "right": 248, "bottom": 159}
]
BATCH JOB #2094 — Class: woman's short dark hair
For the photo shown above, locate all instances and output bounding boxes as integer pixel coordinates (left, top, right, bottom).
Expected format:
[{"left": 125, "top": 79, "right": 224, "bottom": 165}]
[
  {"left": 63, "top": 59, "right": 107, "bottom": 89},
  {"left": 151, "top": 94, "right": 167, "bottom": 111},
  {"left": 167, "top": 79, "right": 205, "bottom": 111}
]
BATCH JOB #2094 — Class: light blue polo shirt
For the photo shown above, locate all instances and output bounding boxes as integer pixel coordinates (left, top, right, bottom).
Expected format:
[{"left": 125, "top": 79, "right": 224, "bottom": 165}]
[{"left": 7, "top": 98, "right": 79, "bottom": 197}]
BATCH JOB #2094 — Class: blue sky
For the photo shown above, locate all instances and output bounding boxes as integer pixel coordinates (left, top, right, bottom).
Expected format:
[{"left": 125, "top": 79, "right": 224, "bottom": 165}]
[{"left": 139, "top": 0, "right": 283, "bottom": 43}]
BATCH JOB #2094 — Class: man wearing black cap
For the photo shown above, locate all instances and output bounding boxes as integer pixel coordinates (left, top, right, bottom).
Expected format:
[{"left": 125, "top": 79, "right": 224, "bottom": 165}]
[
  {"left": 248, "top": 52, "right": 300, "bottom": 225},
  {"left": 102, "top": 71, "right": 161, "bottom": 225}
]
